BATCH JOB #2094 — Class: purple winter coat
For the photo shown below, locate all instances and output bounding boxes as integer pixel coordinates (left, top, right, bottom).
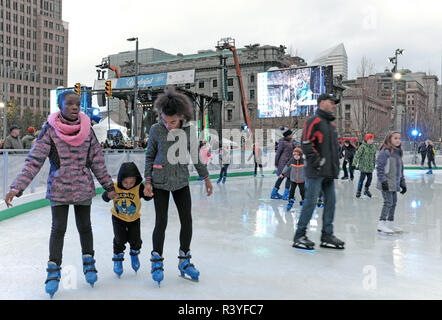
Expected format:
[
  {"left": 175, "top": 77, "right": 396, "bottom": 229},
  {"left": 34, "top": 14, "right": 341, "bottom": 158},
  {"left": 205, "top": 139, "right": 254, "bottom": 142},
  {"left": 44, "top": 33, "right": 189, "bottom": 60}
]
[
  {"left": 275, "top": 137, "right": 295, "bottom": 175},
  {"left": 10, "top": 121, "right": 115, "bottom": 203}
]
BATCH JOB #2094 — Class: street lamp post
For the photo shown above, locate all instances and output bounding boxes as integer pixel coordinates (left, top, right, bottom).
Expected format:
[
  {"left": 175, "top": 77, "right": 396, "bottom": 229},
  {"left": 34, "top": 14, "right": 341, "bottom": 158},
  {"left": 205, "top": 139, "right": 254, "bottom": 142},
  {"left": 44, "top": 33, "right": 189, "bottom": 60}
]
[
  {"left": 389, "top": 49, "right": 405, "bottom": 131},
  {"left": 127, "top": 37, "right": 139, "bottom": 142}
]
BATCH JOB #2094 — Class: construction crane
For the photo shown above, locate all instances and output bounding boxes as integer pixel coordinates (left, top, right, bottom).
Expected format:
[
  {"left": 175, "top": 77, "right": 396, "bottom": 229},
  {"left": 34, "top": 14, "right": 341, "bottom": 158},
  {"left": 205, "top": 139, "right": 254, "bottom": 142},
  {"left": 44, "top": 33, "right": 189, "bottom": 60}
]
[{"left": 216, "top": 37, "right": 254, "bottom": 140}]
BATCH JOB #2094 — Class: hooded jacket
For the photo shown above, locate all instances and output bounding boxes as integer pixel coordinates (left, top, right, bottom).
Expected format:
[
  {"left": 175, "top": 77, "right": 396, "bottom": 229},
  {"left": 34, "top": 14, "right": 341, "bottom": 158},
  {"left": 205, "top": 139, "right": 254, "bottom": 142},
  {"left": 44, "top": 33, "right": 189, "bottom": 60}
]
[
  {"left": 102, "top": 162, "right": 152, "bottom": 223},
  {"left": 301, "top": 109, "right": 340, "bottom": 179}
]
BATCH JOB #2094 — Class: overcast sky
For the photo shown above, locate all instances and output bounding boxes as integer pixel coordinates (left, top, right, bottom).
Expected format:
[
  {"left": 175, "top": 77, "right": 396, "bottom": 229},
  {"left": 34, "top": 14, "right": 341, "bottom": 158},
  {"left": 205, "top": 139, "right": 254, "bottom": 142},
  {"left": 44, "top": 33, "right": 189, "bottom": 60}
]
[{"left": 63, "top": 0, "right": 442, "bottom": 87}]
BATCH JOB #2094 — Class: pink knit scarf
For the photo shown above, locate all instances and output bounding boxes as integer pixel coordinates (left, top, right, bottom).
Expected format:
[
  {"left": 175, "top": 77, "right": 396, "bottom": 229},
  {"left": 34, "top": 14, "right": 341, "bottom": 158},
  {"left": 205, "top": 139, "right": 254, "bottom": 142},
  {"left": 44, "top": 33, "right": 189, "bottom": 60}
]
[{"left": 48, "top": 111, "right": 91, "bottom": 146}]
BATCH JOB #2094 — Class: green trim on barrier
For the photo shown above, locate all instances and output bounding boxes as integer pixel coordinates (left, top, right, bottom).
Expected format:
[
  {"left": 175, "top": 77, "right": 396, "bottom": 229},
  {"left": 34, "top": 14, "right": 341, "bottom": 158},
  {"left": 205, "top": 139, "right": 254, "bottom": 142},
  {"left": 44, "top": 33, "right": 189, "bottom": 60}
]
[{"left": 0, "top": 167, "right": 437, "bottom": 222}]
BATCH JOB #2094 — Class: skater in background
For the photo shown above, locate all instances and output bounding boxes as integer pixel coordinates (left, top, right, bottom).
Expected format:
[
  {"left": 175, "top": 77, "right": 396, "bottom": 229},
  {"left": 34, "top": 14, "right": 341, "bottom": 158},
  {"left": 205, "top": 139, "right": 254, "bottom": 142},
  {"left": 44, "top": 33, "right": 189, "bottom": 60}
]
[
  {"left": 418, "top": 140, "right": 427, "bottom": 169},
  {"left": 4, "top": 90, "right": 116, "bottom": 298},
  {"left": 199, "top": 140, "right": 212, "bottom": 165},
  {"left": 270, "top": 128, "right": 295, "bottom": 200},
  {"left": 353, "top": 133, "right": 377, "bottom": 198},
  {"left": 22, "top": 127, "right": 36, "bottom": 149},
  {"left": 376, "top": 131, "right": 406, "bottom": 234},
  {"left": 217, "top": 144, "right": 231, "bottom": 184},
  {"left": 144, "top": 87, "right": 213, "bottom": 286},
  {"left": 282, "top": 147, "right": 305, "bottom": 211},
  {"left": 426, "top": 140, "right": 436, "bottom": 174},
  {"left": 292, "top": 93, "right": 345, "bottom": 250},
  {"left": 248, "top": 141, "right": 264, "bottom": 177},
  {"left": 102, "top": 162, "right": 152, "bottom": 278},
  {"left": 339, "top": 140, "right": 356, "bottom": 180}
]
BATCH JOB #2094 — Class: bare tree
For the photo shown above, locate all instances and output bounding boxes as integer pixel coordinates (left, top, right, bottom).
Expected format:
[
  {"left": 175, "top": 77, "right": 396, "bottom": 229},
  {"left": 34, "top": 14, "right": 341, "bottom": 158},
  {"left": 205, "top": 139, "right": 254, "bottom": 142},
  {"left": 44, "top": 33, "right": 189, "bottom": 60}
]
[{"left": 350, "top": 56, "right": 385, "bottom": 140}]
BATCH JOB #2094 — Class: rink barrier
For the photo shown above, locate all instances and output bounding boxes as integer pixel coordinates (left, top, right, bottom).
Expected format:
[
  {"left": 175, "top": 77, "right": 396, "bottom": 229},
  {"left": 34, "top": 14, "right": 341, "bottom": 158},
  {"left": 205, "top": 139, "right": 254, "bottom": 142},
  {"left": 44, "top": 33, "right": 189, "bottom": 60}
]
[
  {"left": 0, "top": 169, "right": 277, "bottom": 222},
  {"left": 0, "top": 166, "right": 438, "bottom": 222}
]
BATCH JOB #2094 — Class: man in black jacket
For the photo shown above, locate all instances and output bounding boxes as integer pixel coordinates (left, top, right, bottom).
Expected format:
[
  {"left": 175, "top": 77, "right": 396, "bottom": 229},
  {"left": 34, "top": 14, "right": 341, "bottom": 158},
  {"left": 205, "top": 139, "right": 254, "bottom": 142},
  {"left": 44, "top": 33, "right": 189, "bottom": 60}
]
[{"left": 292, "top": 93, "right": 345, "bottom": 250}]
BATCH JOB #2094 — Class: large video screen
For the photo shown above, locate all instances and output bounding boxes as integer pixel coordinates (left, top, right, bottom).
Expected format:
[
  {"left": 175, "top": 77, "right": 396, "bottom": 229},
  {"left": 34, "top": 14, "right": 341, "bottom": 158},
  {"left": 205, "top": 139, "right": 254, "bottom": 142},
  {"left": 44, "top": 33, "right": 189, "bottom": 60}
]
[{"left": 257, "top": 66, "right": 333, "bottom": 118}]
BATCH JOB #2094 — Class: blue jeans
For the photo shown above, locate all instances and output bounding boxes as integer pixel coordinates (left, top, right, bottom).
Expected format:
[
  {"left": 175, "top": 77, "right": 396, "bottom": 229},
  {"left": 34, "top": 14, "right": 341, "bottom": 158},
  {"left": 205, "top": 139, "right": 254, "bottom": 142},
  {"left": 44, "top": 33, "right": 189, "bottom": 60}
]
[
  {"left": 294, "top": 177, "right": 336, "bottom": 240},
  {"left": 357, "top": 172, "right": 373, "bottom": 192},
  {"left": 380, "top": 191, "right": 397, "bottom": 221}
]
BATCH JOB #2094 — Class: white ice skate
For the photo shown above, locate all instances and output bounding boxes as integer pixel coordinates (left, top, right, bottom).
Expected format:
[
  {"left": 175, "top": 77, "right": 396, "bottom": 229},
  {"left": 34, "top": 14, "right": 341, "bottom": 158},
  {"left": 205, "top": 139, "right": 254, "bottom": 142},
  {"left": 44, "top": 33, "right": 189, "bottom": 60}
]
[
  {"left": 386, "top": 221, "right": 403, "bottom": 233},
  {"left": 377, "top": 220, "right": 394, "bottom": 234}
]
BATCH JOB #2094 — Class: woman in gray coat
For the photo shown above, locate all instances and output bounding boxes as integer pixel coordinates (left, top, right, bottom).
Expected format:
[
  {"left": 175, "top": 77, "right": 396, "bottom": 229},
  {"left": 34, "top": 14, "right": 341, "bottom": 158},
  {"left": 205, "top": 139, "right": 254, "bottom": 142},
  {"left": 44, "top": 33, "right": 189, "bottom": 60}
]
[{"left": 144, "top": 87, "right": 213, "bottom": 286}]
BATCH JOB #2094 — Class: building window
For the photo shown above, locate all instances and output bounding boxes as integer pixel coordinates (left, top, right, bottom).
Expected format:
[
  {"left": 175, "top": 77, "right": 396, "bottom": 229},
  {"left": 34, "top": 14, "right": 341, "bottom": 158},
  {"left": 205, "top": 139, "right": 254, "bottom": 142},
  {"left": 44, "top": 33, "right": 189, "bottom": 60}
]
[
  {"left": 345, "top": 104, "right": 351, "bottom": 111},
  {"left": 227, "top": 78, "right": 234, "bottom": 86},
  {"left": 213, "top": 79, "right": 217, "bottom": 88},
  {"left": 227, "top": 109, "right": 233, "bottom": 121},
  {"left": 213, "top": 92, "right": 218, "bottom": 99},
  {"left": 227, "top": 92, "right": 233, "bottom": 101},
  {"left": 198, "top": 81, "right": 205, "bottom": 89},
  {"left": 250, "top": 89, "right": 255, "bottom": 100},
  {"left": 250, "top": 74, "right": 255, "bottom": 83}
]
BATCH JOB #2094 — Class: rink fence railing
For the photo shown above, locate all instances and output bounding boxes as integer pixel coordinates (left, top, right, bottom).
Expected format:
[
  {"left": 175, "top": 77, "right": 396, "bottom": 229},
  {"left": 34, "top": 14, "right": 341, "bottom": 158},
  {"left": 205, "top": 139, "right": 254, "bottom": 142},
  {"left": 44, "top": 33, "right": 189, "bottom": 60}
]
[{"left": 1, "top": 148, "right": 441, "bottom": 222}]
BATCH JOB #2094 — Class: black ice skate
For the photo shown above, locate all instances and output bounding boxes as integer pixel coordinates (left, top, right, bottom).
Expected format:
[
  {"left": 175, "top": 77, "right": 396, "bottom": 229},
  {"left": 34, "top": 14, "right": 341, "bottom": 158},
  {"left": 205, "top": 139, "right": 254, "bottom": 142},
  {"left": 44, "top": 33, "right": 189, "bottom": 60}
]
[
  {"left": 320, "top": 234, "right": 345, "bottom": 249},
  {"left": 292, "top": 236, "right": 315, "bottom": 251},
  {"left": 356, "top": 190, "right": 361, "bottom": 198},
  {"left": 364, "top": 190, "right": 372, "bottom": 198}
]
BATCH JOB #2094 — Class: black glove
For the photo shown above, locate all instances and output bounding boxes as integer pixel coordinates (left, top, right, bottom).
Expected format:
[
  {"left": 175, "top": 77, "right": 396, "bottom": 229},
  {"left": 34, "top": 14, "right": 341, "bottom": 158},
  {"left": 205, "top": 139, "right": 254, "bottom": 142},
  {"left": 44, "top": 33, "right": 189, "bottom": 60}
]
[
  {"left": 381, "top": 181, "right": 389, "bottom": 192},
  {"left": 400, "top": 186, "right": 407, "bottom": 194}
]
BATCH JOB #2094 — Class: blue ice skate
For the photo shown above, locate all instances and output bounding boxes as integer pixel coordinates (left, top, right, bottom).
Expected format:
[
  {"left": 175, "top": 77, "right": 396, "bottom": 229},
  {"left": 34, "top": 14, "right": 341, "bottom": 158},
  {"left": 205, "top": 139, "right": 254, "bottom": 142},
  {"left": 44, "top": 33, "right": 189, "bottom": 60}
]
[
  {"left": 130, "top": 249, "right": 140, "bottom": 273},
  {"left": 150, "top": 251, "right": 164, "bottom": 287},
  {"left": 112, "top": 253, "right": 124, "bottom": 278},
  {"left": 45, "top": 261, "right": 61, "bottom": 299},
  {"left": 270, "top": 188, "right": 283, "bottom": 199},
  {"left": 286, "top": 199, "right": 295, "bottom": 211},
  {"left": 217, "top": 177, "right": 222, "bottom": 184},
  {"left": 426, "top": 170, "right": 433, "bottom": 175},
  {"left": 282, "top": 189, "right": 290, "bottom": 200},
  {"left": 222, "top": 176, "right": 226, "bottom": 184},
  {"left": 82, "top": 254, "right": 98, "bottom": 287},
  {"left": 178, "top": 250, "right": 200, "bottom": 281}
]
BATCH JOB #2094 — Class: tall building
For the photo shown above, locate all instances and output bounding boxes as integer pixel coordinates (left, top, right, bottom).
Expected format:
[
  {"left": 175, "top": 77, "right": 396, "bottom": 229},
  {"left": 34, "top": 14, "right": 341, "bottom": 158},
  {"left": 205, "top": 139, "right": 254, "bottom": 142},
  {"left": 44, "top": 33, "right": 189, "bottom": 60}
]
[
  {"left": 0, "top": 0, "right": 68, "bottom": 117},
  {"left": 310, "top": 43, "right": 348, "bottom": 81}
]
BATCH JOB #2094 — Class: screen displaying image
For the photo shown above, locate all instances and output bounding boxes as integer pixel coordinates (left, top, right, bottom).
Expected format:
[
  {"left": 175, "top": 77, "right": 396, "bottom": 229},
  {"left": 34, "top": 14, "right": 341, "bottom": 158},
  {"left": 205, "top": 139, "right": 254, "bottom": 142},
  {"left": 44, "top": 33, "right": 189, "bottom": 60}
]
[
  {"left": 50, "top": 87, "right": 92, "bottom": 115},
  {"left": 257, "top": 66, "right": 333, "bottom": 118}
]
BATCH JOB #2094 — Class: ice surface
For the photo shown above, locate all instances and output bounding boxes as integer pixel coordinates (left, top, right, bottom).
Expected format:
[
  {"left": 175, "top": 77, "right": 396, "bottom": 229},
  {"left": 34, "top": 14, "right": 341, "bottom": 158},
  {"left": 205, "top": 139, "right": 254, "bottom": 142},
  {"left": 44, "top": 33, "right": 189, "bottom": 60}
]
[{"left": 1, "top": 170, "right": 442, "bottom": 299}]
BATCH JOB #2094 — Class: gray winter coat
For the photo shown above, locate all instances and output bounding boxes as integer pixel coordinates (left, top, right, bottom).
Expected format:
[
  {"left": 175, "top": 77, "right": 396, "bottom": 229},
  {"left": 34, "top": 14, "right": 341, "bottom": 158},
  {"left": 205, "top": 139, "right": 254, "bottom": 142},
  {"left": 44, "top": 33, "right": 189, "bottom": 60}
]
[
  {"left": 376, "top": 148, "right": 406, "bottom": 192},
  {"left": 145, "top": 120, "right": 209, "bottom": 192},
  {"left": 4, "top": 134, "right": 23, "bottom": 151},
  {"left": 282, "top": 157, "right": 306, "bottom": 183}
]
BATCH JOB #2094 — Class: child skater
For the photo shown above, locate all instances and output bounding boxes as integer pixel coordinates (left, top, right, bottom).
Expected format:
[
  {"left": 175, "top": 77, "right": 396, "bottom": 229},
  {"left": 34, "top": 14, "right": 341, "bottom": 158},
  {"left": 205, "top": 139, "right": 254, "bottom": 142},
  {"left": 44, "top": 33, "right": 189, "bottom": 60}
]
[
  {"left": 102, "top": 162, "right": 152, "bottom": 278},
  {"left": 376, "top": 131, "right": 407, "bottom": 234},
  {"left": 217, "top": 144, "right": 231, "bottom": 184},
  {"left": 248, "top": 142, "right": 264, "bottom": 177},
  {"left": 353, "top": 133, "right": 377, "bottom": 198},
  {"left": 144, "top": 86, "right": 213, "bottom": 286},
  {"left": 281, "top": 147, "right": 306, "bottom": 211},
  {"left": 4, "top": 90, "right": 116, "bottom": 298}
]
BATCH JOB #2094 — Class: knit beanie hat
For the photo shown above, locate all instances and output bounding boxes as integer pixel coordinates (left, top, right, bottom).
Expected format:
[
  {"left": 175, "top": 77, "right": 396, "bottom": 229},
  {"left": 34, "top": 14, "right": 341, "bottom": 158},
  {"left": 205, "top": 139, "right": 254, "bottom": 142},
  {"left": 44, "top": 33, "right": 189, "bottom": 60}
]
[
  {"left": 28, "top": 126, "right": 35, "bottom": 134},
  {"left": 365, "top": 133, "right": 374, "bottom": 142},
  {"left": 294, "top": 147, "right": 303, "bottom": 155}
]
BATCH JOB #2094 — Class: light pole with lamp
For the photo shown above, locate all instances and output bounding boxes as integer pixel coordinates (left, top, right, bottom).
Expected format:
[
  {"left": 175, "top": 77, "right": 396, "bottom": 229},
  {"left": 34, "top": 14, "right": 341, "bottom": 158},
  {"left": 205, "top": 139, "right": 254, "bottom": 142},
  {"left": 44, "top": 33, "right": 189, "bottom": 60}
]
[
  {"left": 388, "top": 49, "right": 405, "bottom": 131},
  {"left": 127, "top": 37, "right": 139, "bottom": 143}
]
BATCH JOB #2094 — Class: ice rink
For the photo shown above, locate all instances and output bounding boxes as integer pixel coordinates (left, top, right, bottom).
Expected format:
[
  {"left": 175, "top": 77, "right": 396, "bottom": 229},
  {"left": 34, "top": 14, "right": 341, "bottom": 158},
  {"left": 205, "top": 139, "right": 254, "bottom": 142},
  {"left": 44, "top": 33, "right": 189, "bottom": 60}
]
[{"left": 1, "top": 170, "right": 442, "bottom": 300}]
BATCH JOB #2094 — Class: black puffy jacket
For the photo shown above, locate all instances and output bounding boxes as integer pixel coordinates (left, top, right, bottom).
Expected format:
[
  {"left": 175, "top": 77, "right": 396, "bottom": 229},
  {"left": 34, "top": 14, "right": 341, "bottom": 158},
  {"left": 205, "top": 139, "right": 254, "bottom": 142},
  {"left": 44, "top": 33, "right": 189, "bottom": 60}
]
[{"left": 301, "top": 109, "right": 340, "bottom": 179}]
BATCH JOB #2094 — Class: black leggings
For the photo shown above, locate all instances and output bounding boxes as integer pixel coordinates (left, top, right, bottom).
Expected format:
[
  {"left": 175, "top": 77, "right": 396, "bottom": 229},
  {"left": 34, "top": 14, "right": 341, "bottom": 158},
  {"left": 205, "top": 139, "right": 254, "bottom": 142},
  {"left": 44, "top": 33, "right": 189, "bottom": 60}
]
[
  {"left": 49, "top": 205, "right": 94, "bottom": 266},
  {"left": 152, "top": 186, "right": 192, "bottom": 256},
  {"left": 289, "top": 182, "right": 305, "bottom": 200}
]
